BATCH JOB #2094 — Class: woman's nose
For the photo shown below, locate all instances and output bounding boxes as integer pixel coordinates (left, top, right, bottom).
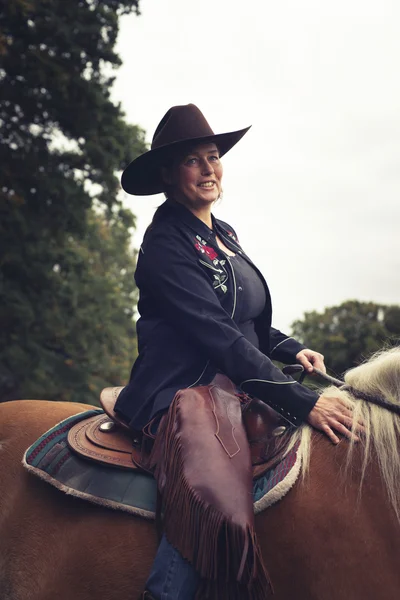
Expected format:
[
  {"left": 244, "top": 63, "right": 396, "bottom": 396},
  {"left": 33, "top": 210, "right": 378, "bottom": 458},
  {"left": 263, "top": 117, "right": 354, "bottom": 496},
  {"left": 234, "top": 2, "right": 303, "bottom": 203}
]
[{"left": 201, "top": 159, "right": 214, "bottom": 175}]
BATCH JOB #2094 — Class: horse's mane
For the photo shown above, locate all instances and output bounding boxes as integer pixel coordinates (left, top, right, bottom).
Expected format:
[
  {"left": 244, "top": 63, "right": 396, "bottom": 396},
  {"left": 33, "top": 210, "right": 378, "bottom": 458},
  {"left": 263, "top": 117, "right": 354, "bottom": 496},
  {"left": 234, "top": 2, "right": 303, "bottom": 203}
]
[{"left": 287, "top": 347, "right": 400, "bottom": 520}]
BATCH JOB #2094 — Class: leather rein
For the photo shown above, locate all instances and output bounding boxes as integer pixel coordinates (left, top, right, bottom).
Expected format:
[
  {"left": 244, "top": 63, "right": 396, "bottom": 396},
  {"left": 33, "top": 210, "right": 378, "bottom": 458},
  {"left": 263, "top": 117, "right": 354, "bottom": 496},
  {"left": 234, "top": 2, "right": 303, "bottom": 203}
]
[
  {"left": 282, "top": 364, "right": 400, "bottom": 416},
  {"left": 312, "top": 368, "right": 400, "bottom": 417}
]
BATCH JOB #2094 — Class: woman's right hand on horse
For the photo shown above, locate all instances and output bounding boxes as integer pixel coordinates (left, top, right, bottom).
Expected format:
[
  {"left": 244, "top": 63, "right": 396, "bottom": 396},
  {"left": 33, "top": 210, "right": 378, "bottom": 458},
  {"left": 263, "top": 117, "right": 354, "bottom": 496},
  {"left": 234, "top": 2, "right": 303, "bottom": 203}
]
[{"left": 307, "top": 394, "right": 361, "bottom": 444}]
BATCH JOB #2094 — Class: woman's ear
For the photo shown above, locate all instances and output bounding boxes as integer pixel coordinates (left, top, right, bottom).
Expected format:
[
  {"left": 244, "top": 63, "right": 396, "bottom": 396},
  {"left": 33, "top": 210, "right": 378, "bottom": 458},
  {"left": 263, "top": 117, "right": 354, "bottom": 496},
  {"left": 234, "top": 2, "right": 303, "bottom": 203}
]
[{"left": 161, "top": 166, "right": 173, "bottom": 186}]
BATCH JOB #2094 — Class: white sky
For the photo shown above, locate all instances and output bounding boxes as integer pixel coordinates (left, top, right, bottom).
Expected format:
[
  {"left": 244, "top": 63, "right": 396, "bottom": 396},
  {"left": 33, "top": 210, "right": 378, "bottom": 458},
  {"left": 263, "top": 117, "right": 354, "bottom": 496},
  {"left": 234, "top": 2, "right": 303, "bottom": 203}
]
[{"left": 112, "top": 0, "right": 400, "bottom": 333}]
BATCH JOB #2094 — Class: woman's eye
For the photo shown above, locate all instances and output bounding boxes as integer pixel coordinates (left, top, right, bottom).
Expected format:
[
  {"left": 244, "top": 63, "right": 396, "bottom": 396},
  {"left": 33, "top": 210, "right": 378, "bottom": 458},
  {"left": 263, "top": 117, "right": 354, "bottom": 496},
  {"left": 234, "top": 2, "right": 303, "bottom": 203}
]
[
  {"left": 186, "top": 157, "right": 198, "bottom": 165},
  {"left": 209, "top": 155, "right": 219, "bottom": 162}
]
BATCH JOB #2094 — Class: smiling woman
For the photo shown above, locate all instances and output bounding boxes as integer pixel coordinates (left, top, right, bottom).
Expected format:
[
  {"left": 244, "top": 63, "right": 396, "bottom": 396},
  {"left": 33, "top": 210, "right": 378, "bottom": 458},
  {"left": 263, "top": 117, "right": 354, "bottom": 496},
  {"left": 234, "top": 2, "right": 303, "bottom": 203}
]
[
  {"left": 116, "top": 103, "right": 359, "bottom": 600},
  {"left": 161, "top": 143, "right": 223, "bottom": 216}
]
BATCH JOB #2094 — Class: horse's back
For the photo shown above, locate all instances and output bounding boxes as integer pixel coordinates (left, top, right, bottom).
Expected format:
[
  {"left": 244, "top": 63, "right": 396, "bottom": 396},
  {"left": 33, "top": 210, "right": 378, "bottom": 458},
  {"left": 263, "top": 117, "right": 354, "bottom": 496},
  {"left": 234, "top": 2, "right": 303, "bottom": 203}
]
[
  {"left": 0, "top": 400, "right": 157, "bottom": 600},
  {"left": 1, "top": 399, "right": 90, "bottom": 449}
]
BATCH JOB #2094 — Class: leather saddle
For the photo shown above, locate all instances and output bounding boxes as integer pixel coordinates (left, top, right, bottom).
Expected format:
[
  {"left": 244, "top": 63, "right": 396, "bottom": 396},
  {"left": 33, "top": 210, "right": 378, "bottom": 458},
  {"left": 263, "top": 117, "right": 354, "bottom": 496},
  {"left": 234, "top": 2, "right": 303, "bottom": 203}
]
[
  {"left": 68, "top": 374, "right": 294, "bottom": 479},
  {"left": 67, "top": 386, "right": 150, "bottom": 472}
]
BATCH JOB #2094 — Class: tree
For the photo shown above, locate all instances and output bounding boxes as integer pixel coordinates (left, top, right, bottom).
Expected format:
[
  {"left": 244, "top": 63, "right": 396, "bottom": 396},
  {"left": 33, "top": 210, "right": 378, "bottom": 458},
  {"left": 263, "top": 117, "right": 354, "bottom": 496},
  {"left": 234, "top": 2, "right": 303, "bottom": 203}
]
[
  {"left": 291, "top": 301, "right": 400, "bottom": 377},
  {"left": 0, "top": 0, "right": 146, "bottom": 402},
  {"left": 1, "top": 206, "right": 140, "bottom": 403}
]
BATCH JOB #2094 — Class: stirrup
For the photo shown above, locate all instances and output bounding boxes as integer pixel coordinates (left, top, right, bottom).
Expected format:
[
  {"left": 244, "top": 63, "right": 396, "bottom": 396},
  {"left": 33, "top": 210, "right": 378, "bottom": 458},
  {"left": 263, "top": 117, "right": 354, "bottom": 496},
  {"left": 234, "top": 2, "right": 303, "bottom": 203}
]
[{"left": 139, "top": 592, "right": 157, "bottom": 600}]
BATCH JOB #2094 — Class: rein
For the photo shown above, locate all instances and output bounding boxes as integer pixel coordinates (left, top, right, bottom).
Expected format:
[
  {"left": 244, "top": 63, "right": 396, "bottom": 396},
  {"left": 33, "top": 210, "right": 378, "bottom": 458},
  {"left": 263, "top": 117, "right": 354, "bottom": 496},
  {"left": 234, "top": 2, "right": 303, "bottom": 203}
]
[
  {"left": 341, "top": 385, "right": 400, "bottom": 416},
  {"left": 313, "top": 368, "right": 400, "bottom": 417}
]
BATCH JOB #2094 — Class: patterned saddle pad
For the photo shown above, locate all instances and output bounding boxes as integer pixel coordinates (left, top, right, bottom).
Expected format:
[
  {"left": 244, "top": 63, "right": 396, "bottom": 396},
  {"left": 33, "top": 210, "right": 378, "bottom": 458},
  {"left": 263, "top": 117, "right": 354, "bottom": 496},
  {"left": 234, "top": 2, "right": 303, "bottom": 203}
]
[{"left": 23, "top": 409, "right": 301, "bottom": 520}]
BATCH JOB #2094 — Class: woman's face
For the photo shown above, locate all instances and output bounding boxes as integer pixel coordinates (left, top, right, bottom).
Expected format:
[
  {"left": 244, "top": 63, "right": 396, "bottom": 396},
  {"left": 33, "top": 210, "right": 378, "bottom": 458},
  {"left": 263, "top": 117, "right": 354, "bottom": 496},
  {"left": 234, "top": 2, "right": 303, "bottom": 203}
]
[{"left": 164, "top": 143, "right": 223, "bottom": 210}]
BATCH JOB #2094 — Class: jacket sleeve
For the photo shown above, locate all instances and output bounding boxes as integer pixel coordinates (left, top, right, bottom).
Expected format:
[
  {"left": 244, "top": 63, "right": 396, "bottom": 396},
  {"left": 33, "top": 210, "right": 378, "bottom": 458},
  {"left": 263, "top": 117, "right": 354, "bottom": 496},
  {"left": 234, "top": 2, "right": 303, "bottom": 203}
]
[
  {"left": 137, "top": 229, "right": 318, "bottom": 425},
  {"left": 269, "top": 327, "right": 307, "bottom": 364}
]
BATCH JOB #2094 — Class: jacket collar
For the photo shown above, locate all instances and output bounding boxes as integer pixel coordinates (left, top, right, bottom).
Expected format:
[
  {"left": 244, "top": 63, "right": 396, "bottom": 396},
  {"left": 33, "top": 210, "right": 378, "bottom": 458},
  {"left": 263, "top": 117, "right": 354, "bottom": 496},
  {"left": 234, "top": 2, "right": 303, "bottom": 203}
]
[
  {"left": 163, "top": 200, "right": 214, "bottom": 240},
  {"left": 162, "top": 200, "right": 239, "bottom": 253}
]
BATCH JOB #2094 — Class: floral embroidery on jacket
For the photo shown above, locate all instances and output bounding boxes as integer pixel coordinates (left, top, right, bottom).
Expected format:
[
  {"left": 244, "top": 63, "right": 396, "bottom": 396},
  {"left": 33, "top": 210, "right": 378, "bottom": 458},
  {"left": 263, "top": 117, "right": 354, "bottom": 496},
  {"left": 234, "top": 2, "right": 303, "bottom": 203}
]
[
  {"left": 213, "top": 274, "right": 228, "bottom": 294},
  {"left": 194, "top": 241, "right": 218, "bottom": 261},
  {"left": 194, "top": 238, "right": 228, "bottom": 293},
  {"left": 226, "top": 230, "right": 239, "bottom": 243}
]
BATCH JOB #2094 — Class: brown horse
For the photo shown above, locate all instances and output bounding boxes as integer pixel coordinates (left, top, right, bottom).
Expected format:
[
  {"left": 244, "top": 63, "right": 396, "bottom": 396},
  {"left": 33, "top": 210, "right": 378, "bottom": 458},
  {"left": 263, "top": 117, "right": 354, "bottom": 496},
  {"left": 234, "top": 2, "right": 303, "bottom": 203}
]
[{"left": 1, "top": 348, "right": 400, "bottom": 600}]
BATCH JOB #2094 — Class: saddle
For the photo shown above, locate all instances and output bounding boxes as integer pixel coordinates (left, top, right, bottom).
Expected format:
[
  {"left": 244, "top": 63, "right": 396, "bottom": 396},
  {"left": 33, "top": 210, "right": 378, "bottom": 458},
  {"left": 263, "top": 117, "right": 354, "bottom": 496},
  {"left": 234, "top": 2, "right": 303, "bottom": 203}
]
[
  {"left": 67, "top": 386, "right": 150, "bottom": 472},
  {"left": 67, "top": 374, "right": 294, "bottom": 479}
]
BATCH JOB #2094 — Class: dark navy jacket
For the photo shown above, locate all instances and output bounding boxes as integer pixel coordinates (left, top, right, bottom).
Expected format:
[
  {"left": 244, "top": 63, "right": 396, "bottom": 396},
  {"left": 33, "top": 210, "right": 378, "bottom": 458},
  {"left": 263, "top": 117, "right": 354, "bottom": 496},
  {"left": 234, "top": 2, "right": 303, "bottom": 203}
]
[{"left": 115, "top": 200, "right": 319, "bottom": 431}]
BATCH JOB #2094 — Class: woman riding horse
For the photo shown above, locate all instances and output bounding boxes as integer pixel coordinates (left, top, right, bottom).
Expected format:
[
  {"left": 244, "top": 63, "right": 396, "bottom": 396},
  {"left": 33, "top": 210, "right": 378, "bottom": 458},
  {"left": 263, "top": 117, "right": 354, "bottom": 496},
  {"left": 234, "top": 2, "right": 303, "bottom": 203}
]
[
  {"left": 114, "top": 103, "right": 359, "bottom": 599},
  {"left": 2, "top": 348, "right": 400, "bottom": 600}
]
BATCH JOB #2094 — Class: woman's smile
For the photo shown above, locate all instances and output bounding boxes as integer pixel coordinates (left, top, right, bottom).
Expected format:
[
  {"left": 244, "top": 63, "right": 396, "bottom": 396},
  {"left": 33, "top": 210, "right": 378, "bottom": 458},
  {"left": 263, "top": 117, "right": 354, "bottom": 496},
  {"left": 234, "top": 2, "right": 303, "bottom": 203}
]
[{"left": 198, "top": 180, "right": 216, "bottom": 190}]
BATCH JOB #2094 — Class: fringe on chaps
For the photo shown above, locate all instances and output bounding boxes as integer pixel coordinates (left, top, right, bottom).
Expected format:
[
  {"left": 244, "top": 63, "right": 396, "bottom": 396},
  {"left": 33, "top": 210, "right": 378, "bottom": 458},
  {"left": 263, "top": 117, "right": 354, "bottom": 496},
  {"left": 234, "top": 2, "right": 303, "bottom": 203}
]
[{"left": 149, "top": 382, "right": 272, "bottom": 600}]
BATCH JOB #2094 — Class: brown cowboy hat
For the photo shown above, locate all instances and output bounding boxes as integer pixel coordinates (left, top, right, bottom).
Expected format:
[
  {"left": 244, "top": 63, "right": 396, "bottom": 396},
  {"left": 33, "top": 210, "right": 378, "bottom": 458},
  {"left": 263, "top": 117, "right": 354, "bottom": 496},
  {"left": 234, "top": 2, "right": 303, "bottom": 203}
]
[{"left": 121, "top": 103, "right": 251, "bottom": 195}]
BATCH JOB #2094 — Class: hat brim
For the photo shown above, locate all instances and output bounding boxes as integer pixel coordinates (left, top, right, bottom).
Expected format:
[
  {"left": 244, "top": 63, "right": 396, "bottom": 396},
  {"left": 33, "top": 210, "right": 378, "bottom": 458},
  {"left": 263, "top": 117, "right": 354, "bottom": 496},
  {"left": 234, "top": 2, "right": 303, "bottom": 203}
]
[{"left": 121, "top": 126, "right": 251, "bottom": 196}]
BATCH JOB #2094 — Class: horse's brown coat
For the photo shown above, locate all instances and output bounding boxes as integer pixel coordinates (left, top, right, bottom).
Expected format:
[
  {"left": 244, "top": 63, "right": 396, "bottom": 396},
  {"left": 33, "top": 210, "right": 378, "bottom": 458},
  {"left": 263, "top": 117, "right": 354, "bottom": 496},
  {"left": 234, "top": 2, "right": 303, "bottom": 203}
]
[
  {"left": 1, "top": 400, "right": 400, "bottom": 600},
  {"left": 0, "top": 401, "right": 157, "bottom": 600}
]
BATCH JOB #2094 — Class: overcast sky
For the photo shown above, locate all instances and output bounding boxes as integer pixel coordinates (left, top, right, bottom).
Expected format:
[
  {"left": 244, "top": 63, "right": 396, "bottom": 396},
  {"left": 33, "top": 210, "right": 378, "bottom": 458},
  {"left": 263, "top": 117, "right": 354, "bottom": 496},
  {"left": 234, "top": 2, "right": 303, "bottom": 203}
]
[{"left": 112, "top": 0, "right": 400, "bottom": 333}]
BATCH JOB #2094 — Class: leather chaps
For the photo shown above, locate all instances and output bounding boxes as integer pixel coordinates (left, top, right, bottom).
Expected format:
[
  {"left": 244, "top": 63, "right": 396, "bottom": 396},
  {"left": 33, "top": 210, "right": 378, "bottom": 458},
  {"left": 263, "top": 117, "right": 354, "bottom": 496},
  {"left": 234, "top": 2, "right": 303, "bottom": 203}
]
[{"left": 149, "top": 378, "right": 272, "bottom": 600}]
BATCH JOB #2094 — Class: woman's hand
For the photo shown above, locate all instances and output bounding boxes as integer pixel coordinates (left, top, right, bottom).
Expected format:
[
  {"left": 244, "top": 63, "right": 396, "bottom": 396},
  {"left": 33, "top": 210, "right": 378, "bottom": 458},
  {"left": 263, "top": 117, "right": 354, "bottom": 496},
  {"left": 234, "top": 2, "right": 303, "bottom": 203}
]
[
  {"left": 307, "top": 394, "right": 361, "bottom": 444},
  {"left": 296, "top": 348, "right": 326, "bottom": 374}
]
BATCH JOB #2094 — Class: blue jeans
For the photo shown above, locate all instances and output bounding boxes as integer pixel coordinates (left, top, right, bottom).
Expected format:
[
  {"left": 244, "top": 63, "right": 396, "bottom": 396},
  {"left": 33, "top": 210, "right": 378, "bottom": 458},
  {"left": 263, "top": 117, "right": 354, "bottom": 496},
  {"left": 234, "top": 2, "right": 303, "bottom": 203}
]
[{"left": 146, "top": 534, "right": 200, "bottom": 599}]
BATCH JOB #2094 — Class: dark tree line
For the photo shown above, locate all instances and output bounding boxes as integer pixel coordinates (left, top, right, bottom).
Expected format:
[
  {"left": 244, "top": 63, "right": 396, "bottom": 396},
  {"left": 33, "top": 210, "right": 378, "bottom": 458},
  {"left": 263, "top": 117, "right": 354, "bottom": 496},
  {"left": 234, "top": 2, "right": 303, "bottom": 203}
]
[
  {"left": 0, "top": 0, "right": 146, "bottom": 403},
  {"left": 292, "top": 300, "right": 400, "bottom": 377}
]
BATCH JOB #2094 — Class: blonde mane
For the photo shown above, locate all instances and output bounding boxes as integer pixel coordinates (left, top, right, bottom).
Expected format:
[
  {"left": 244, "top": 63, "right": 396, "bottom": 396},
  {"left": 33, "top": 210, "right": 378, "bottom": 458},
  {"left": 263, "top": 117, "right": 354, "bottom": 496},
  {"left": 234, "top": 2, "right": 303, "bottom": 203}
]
[{"left": 286, "top": 347, "right": 400, "bottom": 520}]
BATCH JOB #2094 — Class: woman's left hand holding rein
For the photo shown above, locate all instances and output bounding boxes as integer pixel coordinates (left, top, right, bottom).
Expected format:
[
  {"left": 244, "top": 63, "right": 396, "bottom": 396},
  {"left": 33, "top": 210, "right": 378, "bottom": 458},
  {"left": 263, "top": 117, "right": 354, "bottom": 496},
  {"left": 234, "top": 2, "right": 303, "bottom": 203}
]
[{"left": 295, "top": 348, "right": 326, "bottom": 374}]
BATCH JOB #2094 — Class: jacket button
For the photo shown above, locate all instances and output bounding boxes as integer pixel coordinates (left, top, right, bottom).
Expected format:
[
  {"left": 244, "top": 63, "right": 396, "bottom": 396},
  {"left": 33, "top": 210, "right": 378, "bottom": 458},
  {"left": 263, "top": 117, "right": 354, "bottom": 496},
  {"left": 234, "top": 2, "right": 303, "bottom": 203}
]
[{"left": 238, "top": 286, "right": 243, "bottom": 292}]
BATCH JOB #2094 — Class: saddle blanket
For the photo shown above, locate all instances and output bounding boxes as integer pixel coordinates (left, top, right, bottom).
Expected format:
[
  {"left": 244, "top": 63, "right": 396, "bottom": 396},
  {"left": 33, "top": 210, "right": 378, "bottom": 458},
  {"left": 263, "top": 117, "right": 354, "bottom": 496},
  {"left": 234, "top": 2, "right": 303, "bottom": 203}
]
[{"left": 23, "top": 409, "right": 301, "bottom": 520}]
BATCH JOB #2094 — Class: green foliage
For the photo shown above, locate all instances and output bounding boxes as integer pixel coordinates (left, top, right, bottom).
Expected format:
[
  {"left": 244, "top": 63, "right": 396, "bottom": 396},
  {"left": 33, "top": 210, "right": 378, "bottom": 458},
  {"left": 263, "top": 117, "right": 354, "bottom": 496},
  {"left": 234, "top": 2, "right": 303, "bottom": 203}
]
[
  {"left": 292, "top": 301, "right": 400, "bottom": 377},
  {"left": 1, "top": 207, "right": 139, "bottom": 403},
  {"left": 0, "top": 0, "right": 146, "bottom": 402}
]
